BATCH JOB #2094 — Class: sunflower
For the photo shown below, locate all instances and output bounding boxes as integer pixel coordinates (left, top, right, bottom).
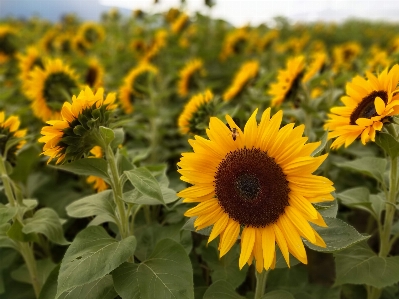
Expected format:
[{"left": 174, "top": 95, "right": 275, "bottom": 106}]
[
  {"left": 165, "top": 8, "right": 180, "bottom": 23},
  {"left": 178, "top": 89, "right": 214, "bottom": 135},
  {"left": 171, "top": 13, "right": 189, "bottom": 34},
  {"left": 86, "top": 146, "right": 109, "bottom": 192},
  {"left": 177, "top": 59, "right": 206, "bottom": 97},
  {"left": 0, "top": 111, "right": 27, "bottom": 165},
  {"left": 77, "top": 22, "right": 105, "bottom": 48},
  {"left": 178, "top": 108, "right": 334, "bottom": 272},
  {"left": 268, "top": 56, "right": 305, "bottom": 106},
  {"left": 302, "top": 52, "right": 327, "bottom": 83},
  {"left": 0, "top": 25, "right": 18, "bottom": 63},
  {"left": 332, "top": 42, "right": 361, "bottom": 73},
  {"left": 84, "top": 57, "right": 104, "bottom": 90},
  {"left": 223, "top": 60, "right": 259, "bottom": 102},
  {"left": 325, "top": 65, "right": 399, "bottom": 149},
  {"left": 142, "top": 29, "right": 168, "bottom": 62},
  {"left": 25, "top": 58, "right": 81, "bottom": 122},
  {"left": 367, "top": 46, "right": 391, "bottom": 73},
  {"left": 119, "top": 62, "right": 158, "bottom": 114},
  {"left": 257, "top": 29, "right": 279, "bottom": 52},
  {"left": 39, "top": 87, "right": 117, "bottom": 164},
  {"left": 39, "top": 28, "right": 58, "bottom": 53},
  {"left": 17, "top": 46, "right": 43, "bottom": 83},
  {"left": 54, "top": 32, "right": 74, "bottom": 55},
  {"left": 219, "top": 27, "right": 249, "bottom": 61},
  {"left": 275, "top": 35, "right": 309, "bottom": 55}
]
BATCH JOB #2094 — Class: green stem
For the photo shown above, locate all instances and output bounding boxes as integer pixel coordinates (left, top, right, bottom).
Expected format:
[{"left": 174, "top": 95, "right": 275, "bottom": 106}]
[
  {"left": 379, "top": 156, "right": 398, "bottom": 257},
  {"left": 19, "top": 242, "right": 41, "bottom": 298},
  {"left": 105, "top": 145, "right": 129, "bottom": 238},
  {"left": 0, "top": 155, "right": 16, "bottom": 207},
  {"left": 254, "top": 270, "right": 269, "bottom": 299}
]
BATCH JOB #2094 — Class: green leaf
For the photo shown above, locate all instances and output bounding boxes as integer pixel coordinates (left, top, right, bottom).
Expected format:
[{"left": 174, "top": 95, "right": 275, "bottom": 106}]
[
  {"left": 7, "top": 219, "right": 36, "bottom": 242},
  {"left": 11, "top": 258, "right": 56, "bottom": 286},
  {"left": 56, "top": 158, "right": 110, "bottom": 181},
  {"left": 304, "top": 217, "right": 369, "bottom": 252},
  {"left": 111, "top": 128, "right": 124, "bottom": 149},
  {"left": 375, "top": 132, "right": 399, "bottom": 159},
  {"left": 311, "top": 131, "right": 328, "bottom": 157},
  {"left": 336, "top": 187, "right": 375, "bottom": 216},
  {"left": 56, "top": 226, "right": 136, "bottom": 298},
  {"left": 123, "top": 186, "right": 177, "bottom": 205},
  {"left": 22, "top": 208, "right": 69, "bottom": 245},
  {"left": 0, "top": 203, "right": 17, "bottom": 224},
  {"left": 334, "top": 157, "right": 387, "bottom": 183},
  {"left": 314, "top": 198, "right": 338, "bottom": 218},
  {"left": 66, "top": 190, "right": 117, "bottom": 224},
  {"left": 182, "top": 217, "right": 212, "bottom": 236},
  {"left": 124, "top": 167, "right": 164, "bottom": 204},
  {"left": 99, "top": 126, "right": 115, "bottom": 146},
  {"left": 202, "top": 280, "right": 245, "bottom": 299},
  {"left": 335, "top": 242, "right": 399, "bottom": 288},
  {"left": 0, "top": 223, "right": 17, "bottom": 249},
  {"left": 113, "top": 238, "right": 194, "bottom": 299},
  {"left": 262, "top": 290, "right": 295, "bottom": 299}
]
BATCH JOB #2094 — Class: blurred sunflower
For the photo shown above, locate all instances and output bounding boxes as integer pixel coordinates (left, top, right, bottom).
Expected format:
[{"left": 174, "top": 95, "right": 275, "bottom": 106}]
[
  {"left": 268, "top": 56, "right": 305, "bottom": 106},
  {"left": 177, "top": 58, "right": 206, "bottom": 97},
  {"left": 171, "top": 13, "right": 189, "bottom": 34},
  {"left": 17, "top": 46, "right": 44, "bottom": 83},
  {"left": 325, "top": 65, "right": 399, "bottom": 149},
  {"left": 178, "top": 108, "right": 334, "bottom": 272},
  {"left": 219, "top": 27, "right": 249, "bottom": 61},
  {"left": 77, "top": 22, "right": 105, "bottom": 48},
  {"left": 332, "top": 42, "right": 361, "bottom": 73},
  {"left": 302, "top": 52, "right": 327, "bottom": 83},
  {"left": 0, "top": 25, "right": 18, "bottom": 63},
  {"left": 257, "top": 29, "right": 279, "bottom": 52},
  {"left": 25, "top": 58, "right": 81, "bottom": 122},
  {"left": 54, "top": 32, "right": 74, "bottom": 55},
  {"left": 223, "top": 60, "right": 259, "bottom": 102},
  {"left": 84, "top": 57, "right": 104, "bottom": 90},
  {"left": 39, "top": 28, "right": 58, "bottom": 53},
  {"left": 275, "top": 35, "right": 309, "bottom": 55},
  {"left": 119, "top": 62, "right": 158, "bottom": 114},
  {"left": 367, "top": 46, "right": 391, "bottom": 73},
  {"left": 142, "top": 29, "right": 168, "bottom": 62},
  {"left": 86, "top": 146, "right": 109, "bottom": 192},
  {"left": 0, "top": 111, "right": 27, "bottom": 165},
  {"left": 39, "top": 87, "right": 117, "bottom": 164},
  {"left": 165, "top": 8, "right": 180, "bottom": 23},
  {"left": 178, "top": 89, "right": 214, "bottom": 135}
]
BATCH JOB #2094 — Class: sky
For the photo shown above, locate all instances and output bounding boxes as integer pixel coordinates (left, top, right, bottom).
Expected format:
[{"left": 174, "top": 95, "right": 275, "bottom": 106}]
[{"left": 1, "top": 0, "right": 399, "bottom": 26}]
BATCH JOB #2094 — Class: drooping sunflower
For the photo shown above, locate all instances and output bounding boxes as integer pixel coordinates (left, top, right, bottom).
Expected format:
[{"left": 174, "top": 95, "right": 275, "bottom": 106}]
[
  {"left": 39, "top": 87, "right": 117, "bottom": 164},
  {"left": 178, "top": 89, "right": 214, "bottom": 135},
  {"left": 268, "top": 56, "right": 305, "bottom": 106},
  {"left": 177, "top": 58, "right": 206, "bottom": 97},
  {"left": 178, "top": 108, "right": 334, "bottom": 272},
  {"left": 84, "top": 57, "right": 104, "bottom": 90},
  {"left": 86, "top": 146, "right": 109, "bottom": 192},
  {"left": 0, "top": 111, "right": 27, "bottom": 165},
  {"left": 171, "top": 13, "right": 189, "bottom": 34},
  {"left": 17, "top": 46, "right": 44, "bottom": 83},
  {"left": 325, "top": 65, "right": 399, "bottom": 149},
  {"left": 119, "top": 62, "right": 158, "bottom": 114},
  {"left": 302, "top": 52, "right": 328, "bottom": 83},
  {"left": 25, "top": 58, "right": 82, "bottom": 122},
  {"left": 223, "top": 60, "right": 259, "bottom": 102},
  {"left": 0, "top": 25, "right": 18, "bottom": 63}
]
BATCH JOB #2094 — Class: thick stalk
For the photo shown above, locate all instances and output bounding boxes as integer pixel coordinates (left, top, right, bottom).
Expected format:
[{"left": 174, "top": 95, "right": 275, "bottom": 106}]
[
  {"left": 19, "top": 242, "right": 41, "bottom": 298},
  {"left": 254, "top": 270, "right": 269, "bottom": 299}
]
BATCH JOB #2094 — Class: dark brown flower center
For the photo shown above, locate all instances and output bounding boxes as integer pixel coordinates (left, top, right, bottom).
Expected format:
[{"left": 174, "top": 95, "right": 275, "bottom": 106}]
[
  {"left": 214, "top": 148, "right": 290, "bottom": 228},
  {"left": 350, "top": 90, "right": 388, "bottom": 125}
]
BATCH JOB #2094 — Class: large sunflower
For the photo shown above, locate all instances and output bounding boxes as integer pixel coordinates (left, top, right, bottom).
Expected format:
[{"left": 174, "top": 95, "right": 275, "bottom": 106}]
[
  {"left": 223, "top": 60, "right": 259, "bottom": 102},
  {"left": 39, "top": 87, "right": 117, "bottom": 164},
  {"left": 268, "top": 56, "right": 305, "bottom": 106},
  {"left": 119, "top": 62, "right": 158, "bottom": 114},
  {"left": 25, "top": 58, "right": 81, "bottom": 122},
  {"left": 0, "top": 111, "right": 27, "bottom": 164},
  {"left": 177, "top": 58, "right": 206, "bottom": 97},
  {"left": 178, "top": 108, "right": 334, "bottom": 272},
  {"left": 325, "top": 65, "right": 399, "bottom": 149}
]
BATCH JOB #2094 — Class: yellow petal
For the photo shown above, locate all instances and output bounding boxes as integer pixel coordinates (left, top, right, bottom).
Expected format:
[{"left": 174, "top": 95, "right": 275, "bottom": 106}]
[{"left": 239, "top": 227, "right": 256, "bottom": 269}]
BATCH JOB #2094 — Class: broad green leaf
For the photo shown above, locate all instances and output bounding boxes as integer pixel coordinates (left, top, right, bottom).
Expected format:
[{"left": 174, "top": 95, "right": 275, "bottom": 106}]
[
  {"left": 0, "top": 203, "right": 17, "bottom": 224},
  {"left": 182, "top": 217, "right": 212, "bottom": 236},
  {"left": 56, "top": 158, "right": 110, "bottom": 181},
  {"left": 18, "top": 199, "right": 38, "bottom": 216},
  {"left": 335, "top": 242, "right": 399, "bottom": 288},
  {"left": 7, "top": 219, "right": 36, "bottom": 242},
  {"left": 370, "top": 193, "right": 385, "bottom": 221},
  {"left": 336, "top": 187, "right": 375, "bottom": 217},
  {"left": 311, "top": 131, "right": 328, "bottom": 157},
  {"left": 56, "top": 226, "right": 136, "bottom": 298},
  {"left": 314, "top": 198, "right": 338, "bottom": 218},
  {"left": 334, "top": 157, "right": 387, "bottom": 183},
  {"left": 203, "top": 280, "right": 245, "bottom": 299},
  {"left": 66, "top": 190, "right": 117, "bottom": 224},
  {"left": 99, "top": 126, "right": 115, "bottom": 146},
  {"left": 113, "top": 238, "right": 194, "bottom": 299},
  {"left": 124, "top": 167, "right": 163, "bottom": 204},
  {"left": 11, "top": 258, "right": 56, "bottom": 286},
  {"left": 0, "top": 223, "right": 17, "bottom": 249},
  {"left": 111, "top": 128, "right": 124, "bottom": 149},
  {"left": 262, "top": 290, "right": 295, "bottom": 299},
  {"left": 22, "top": 208, "right": 69, "bottom": 245},
  {"left": 123, "top": 186, "right": 177, "bottom": 205},
  {"left": 375, "top": 132, "right": 399, "bottom": 159},
  {"left": 304, "top": 217, "right": 369, "bottom": 252}
]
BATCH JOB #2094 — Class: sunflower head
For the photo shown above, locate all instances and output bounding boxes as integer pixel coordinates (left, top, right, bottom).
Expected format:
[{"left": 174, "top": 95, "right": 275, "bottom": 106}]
[
  {"left": 55, "top": 32, "right": 74, "bottom": 55},
  {"left": 219, "top": 27, "right": 249, "bottom": 61},
  {"left": 302, "top": 52, "right": 328, "bottom": 83},
  {"left": 178, "top": 90, "right": 215, "bottom": 135},
  {"left": 325, "top": 64, "right": 399, "bottom": 149},
  {"left": 0, "top": 25, "right": 19, "bottom": 63},
  {"left": 39, "top": 87, "right": 117, "bottom": 164},
  {"left": 332, "top": 42, "right": 361, "bottom": 72},
  {"left": 268, "top": 56, "right": 305, "bottom": 106},
  {"left": 17, "top": 46, "right": 44, "bottom": 83},
  {"left": 177, "top": 58, "right": 206, "bottom": 97},
  {"left": 84, "top": 57, "right": 104, "bottom": 90},
  {"left": 165, "top": 8, "right": 180, "bottom": 23},
  {"left": 0, "top": 111, "right": 27, "bottom": 165},
  {"left": 178, "top": 108, "right": 334, "bottom": 272},
  {"left": 78, "top": 22, "right": 105, "bottom": 48},
  {"left": 171, "top": 13, "right": 189, "bottom": 34}
]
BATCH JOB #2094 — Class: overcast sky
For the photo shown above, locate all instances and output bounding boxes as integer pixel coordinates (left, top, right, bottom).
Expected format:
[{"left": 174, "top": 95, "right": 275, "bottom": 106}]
[{"left": 1, "top": 0, "right": 399, "bottom": 25}]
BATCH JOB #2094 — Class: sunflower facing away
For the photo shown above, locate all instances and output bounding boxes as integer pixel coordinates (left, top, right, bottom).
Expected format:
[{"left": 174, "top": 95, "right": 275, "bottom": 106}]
[
  {"left": 177, "top": 58, "right": 206, "bottom": 97},
  {"left": 0, "top": 111, "right": 27, "bottom": 165},
  {"left": 178, "top": 108, "right": 334, "bottom": 272},
  {"left": 268, "top": 56, "right": 305, "bottom": 106},
  {"left": 39, "top": 87, "right": 117, "bottom": 164},
  {"left": 325, "top": 65, "right": 399, "bottom": 149},
  {"left": 25, "top": 58, "right": 81, "bottom": 122}
]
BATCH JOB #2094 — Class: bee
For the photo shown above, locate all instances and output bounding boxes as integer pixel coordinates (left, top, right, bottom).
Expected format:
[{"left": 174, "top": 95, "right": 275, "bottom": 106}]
[{"left": 226, "top": 123, "right": 239, "bottom": 141}]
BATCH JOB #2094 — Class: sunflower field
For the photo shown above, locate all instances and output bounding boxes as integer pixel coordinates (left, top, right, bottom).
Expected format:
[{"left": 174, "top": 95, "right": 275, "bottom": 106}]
[{"left": 1, "top": 5, "right": 399, "bottom": 299}]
